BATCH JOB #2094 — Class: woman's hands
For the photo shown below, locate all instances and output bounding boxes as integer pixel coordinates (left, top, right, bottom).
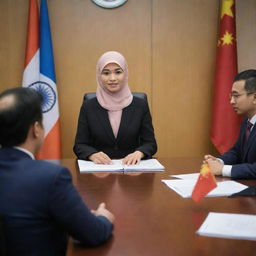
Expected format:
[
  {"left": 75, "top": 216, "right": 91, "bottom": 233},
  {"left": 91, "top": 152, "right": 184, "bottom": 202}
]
[
  {"left": 122, "top": 151, "right": 144, "bottom": 165},
  {"left": 89, "top": 152, "right": 112, "bottom": 164},
  {"left": 89, "top": 150, "right": 145, "bottom": 165}
]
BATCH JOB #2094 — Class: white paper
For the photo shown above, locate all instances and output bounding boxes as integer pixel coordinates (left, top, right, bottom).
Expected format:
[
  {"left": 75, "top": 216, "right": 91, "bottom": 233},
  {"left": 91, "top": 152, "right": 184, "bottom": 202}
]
[
  {"left": 162, "top": 179, "right": 197, "bottom": 198},
  {"left": 161, "top": 179, "right": 247, "bottom": 198},
  {"left": 124, "top": 159, "right": 165, "bottom": 171},
  {"left": 197, "top": 212, "right": 256, "bottom": 241},
  {"left": 78, "top": 159, "right": 123, "bottom": 172},
  {"left": 170, "top": 173, "right": 199, "bottom": 180},
  {"left": 78, "top": 159, "right": 165, "bottom": 172}
]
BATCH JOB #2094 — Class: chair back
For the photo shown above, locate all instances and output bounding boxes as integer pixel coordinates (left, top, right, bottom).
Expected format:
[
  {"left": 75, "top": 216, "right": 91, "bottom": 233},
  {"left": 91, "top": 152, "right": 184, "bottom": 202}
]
[{"left": 83, "top": 92, "right": 147, "bottom": 102}]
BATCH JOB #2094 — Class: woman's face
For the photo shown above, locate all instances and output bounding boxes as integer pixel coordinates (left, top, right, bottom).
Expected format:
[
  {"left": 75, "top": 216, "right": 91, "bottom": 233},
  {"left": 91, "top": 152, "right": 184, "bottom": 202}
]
[{"left": 100, "top": 63, "right": 125, "bottom": 93}]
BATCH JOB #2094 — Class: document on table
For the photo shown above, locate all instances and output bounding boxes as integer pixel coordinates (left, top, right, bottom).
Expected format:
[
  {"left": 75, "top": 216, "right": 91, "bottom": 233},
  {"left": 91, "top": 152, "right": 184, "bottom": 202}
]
[
  {"left": 170, "top": 173, "right": 199, "bottom": 180},
  {"left": 197, "top": 212, "right": 256, "bottom": 241},
  {"left": 78, "top": 159, "right": 165, "bottom": 172},
  {"left": 161, "top": 179, "right": 247, "bottom": 198}
]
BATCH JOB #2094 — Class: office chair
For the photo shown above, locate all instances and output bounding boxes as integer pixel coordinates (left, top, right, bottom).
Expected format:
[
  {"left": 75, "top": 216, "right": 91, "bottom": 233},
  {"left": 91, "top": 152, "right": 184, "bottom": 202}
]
[{"left": 83, "top": 92, "right": 147, "bottom": 102}]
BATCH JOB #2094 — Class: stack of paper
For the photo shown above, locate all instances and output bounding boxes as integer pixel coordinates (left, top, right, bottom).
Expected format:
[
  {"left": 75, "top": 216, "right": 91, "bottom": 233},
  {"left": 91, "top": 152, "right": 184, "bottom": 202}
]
[
  {"left": 78, "top": 159, "right": 165, "bottom": 173},
  {"left": 170, "top": 173, "right": 199, "bottom": 180},
  {"left": 197, "top": 212, "right": 256, "bottom": 241},
  {"left": 161, "top": 179, "right": 247, "bottom": 198}
]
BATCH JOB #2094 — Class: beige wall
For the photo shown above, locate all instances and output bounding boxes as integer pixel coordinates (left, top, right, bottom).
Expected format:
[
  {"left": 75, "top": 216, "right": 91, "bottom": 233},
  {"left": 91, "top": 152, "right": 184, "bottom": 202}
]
[
  {"left": 152, "top": 0, "right": 218, "bottom": 157},
  {"left": 0, "top": 0, "right": 255, "bottom": 158},
  {"left": 237, "top": 0, "right": 256, "bottom": 70}
]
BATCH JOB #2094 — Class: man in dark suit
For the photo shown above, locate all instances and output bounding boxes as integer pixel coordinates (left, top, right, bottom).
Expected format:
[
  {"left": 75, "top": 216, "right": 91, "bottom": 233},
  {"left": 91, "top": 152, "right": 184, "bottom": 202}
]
[
  {"left": 0, "top": 88, "right": 114, "bottom": 255},
  {"left": 205, "top": 69, "right": 256, "bottom": 179}
]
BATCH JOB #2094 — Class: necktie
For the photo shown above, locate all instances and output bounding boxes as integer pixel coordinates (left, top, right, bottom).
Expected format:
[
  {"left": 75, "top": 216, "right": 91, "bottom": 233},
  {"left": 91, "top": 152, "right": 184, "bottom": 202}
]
[{"left": 246, "top": 121, "right": 253, "bottom": 141}]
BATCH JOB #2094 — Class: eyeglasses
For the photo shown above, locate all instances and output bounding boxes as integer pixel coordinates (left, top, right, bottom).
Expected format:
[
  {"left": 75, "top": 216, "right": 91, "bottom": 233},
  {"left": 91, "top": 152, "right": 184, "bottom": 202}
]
[{"left": 229, "top": 92, "right": 255, "bottom": 100}]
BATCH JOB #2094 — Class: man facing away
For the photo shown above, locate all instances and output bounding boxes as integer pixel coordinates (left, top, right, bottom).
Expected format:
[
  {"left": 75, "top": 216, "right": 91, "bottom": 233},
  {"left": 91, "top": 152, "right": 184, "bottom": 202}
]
[
  {"left": 0, "top": 87, "right": 114, "bottom": 255},
  {"left": 205, "top": 69, "right": 256, "bottom": 179}
]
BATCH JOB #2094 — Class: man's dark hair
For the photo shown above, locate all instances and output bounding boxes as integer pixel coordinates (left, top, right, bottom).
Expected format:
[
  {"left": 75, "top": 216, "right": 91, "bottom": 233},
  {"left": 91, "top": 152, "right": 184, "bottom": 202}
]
[
  {"left": 234, "top": 69, "right": 256, "bottom": 93},
  {"left": 0, "top": 87, "right": 42, "bottom": 147}
]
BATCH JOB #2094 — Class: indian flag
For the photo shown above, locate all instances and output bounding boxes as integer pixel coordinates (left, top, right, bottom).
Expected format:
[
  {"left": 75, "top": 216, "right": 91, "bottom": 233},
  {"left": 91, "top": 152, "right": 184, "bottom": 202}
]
[{"left": 22, "top": 0, "right": 61, "bottom": 159}]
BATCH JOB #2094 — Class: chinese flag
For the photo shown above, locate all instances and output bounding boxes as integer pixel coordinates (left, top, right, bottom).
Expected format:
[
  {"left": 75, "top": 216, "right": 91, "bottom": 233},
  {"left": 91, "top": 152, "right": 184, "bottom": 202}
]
[
  {"left": 211, "top": 0, "right": 242, "bottom": 154},
  {"left": 192, "top": 164, "right": 217, "bottom": 203}
]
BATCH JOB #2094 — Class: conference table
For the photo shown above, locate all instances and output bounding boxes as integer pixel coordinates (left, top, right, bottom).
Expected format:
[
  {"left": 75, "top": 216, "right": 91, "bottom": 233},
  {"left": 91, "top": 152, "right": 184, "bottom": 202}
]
[{"left": 59, "top": 157, "right": 256, "bottom": 256}]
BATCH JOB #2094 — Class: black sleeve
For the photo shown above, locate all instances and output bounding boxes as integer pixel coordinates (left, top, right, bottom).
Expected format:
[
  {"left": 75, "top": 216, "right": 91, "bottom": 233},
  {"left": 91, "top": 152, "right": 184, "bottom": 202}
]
[
  {"left": 231, "top": 162, "right": 256, "bottom": 179},
  {"left": 136, "top": 101, "right": 157, "bottom": 158},
  {"left": 73, "top": 102, "right": 99, "bottom": 160},
  {"left": 48, "top": 168, "right": 113, "bottom": 246}
]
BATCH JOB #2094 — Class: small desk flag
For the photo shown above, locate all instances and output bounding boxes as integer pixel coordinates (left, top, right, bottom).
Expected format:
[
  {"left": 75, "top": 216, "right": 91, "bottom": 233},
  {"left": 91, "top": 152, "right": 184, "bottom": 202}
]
[
  {"left": 192, "top": 164, "right": 217, "bottom": 203},
  {"left": 22, "top": 0, "right": 61, "bottom": 159}
]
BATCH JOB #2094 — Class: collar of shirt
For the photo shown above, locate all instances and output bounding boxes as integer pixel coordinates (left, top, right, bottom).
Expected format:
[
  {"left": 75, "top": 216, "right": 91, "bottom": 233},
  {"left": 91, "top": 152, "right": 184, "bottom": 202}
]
[
  {"left": 14, "top": 146, "right": 35, "bottom": 160},
  {"left": 248, "top": 115, "right": 256, "bottom": 129}
]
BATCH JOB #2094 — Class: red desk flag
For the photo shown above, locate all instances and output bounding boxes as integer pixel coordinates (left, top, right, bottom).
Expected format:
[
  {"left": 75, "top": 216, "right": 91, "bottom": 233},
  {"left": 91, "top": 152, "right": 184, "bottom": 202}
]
[
  {"left": 192, "top": 164, "right": 217, "bottom": 203},
  {"left": 211, "top": 0, "right": 241, "bottom": 154},
  {"left": 22, "top": 0, "right": 61, "bottom": 159}
]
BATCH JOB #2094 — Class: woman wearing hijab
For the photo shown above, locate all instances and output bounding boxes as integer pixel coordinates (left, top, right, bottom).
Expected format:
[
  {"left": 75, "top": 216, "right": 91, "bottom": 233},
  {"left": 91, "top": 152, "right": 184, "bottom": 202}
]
[{"left": 73, "top": 51, "right": 157, "bottom": 165}]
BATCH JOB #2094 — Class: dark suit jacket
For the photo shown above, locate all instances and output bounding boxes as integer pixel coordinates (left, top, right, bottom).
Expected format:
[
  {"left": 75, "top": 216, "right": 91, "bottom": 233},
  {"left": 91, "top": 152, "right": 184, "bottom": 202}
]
[
  {"left": 0, "top": 148, "right": 113, "bottom": 256},
  {"left": 73, "top": 96, "right": 157, "bottom": 160},
  {"left": 219, "top": 119, "right": 256, "bottom": 179}
]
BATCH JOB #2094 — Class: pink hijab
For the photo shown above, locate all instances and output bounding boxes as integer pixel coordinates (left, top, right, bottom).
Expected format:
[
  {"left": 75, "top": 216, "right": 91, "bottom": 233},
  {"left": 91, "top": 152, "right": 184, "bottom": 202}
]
[{"left": 96, "top": 51, "right": 133, "bottom": 137}]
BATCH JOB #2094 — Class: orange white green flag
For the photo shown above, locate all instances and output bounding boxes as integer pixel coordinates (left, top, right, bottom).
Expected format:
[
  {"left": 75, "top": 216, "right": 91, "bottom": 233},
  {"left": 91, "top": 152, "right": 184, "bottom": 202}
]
[
  {"left": 22, "top": 0, "right": 61, "bottom": 159},
  {"left": 192, "top": 164, "right": 217, "bottom": 203}
]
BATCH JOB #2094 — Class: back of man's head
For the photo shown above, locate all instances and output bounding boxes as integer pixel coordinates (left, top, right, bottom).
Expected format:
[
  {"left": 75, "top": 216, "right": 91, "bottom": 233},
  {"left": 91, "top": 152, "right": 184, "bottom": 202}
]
[
  {"left": 0, "top": 87, "right": 42, "bottom": 147},
  {"left": 234, "top": 69, "right": 256, "bottom": 93}
]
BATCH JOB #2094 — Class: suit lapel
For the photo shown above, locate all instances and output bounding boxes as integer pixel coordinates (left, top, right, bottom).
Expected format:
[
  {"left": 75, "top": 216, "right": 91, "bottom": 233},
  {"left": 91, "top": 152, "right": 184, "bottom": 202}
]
[
  {"left": 243, "top": 123, "right": 256, "bottom": 161},
  {"left": 116, "top": 103, "right": 135, "bottom": 142},
  {"left": 241, "top": 121, "right": 247, "bottom": 157},
  {"left": 95, "top": 105, "right": 116, "bottom": 142}
]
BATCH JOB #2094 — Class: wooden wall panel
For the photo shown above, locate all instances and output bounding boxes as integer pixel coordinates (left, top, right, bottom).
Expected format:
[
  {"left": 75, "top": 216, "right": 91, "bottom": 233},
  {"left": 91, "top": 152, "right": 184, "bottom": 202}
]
[
  {"left": 237, "top": 0, "right": 256, "bottom": 71},
  {"left": 152, "top": 0, "right": 219, "bottom": 157},
  {"left": 0, "top": 0, "right": 28, "bottom": 90}
]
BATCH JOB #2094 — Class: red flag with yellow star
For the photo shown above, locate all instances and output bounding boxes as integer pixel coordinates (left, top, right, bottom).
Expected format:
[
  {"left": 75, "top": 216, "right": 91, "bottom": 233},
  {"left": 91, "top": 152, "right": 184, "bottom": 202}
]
[
  {"left": 192, "top": 164, "right": 217, "bottom": 203},
  {"left": 211, "top": 0, "right": 242, "bottom": 154}
]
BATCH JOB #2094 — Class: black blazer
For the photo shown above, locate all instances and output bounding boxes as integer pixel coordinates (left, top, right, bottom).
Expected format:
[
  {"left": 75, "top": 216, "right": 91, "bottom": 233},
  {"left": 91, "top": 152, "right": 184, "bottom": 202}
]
[
  {"left": 219, "top": 118, "right": 256, "bottom": 179},
  {"left": 0, "top": 148, "right": 113, "bottom": 255},
  {"left": 73, "top": 96, "right": 157, "bottom": 160}
]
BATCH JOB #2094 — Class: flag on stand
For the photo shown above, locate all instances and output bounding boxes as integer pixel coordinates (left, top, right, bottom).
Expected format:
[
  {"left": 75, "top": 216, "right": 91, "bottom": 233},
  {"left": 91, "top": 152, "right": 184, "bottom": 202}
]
[
  {"left": 22, "top": 0, "right": 61, "bottom": 159},
  {"left": 22, "top": 0, "right": 40, "bottom": 88},
  {"left": 192, "top": 164, "right": 217, "bottom": 203},
  {"left": 211, "top": 0, "right": 241, "bottom": 154}
]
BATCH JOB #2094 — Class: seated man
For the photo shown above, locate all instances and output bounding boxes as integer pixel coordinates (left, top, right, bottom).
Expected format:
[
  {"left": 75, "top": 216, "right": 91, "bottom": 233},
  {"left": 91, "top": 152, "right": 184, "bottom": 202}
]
[
  {"left": 0, "top": 88, "right": 114, "bottom": 255},
  {"left": 205, "top": 69, "right": 256, "bottom": 179}
]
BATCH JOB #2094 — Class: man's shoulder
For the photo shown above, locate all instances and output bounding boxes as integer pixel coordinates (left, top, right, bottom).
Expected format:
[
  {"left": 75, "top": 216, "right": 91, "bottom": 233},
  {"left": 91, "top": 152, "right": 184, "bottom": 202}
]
[
  {"left": 33, "top": 159, "right": 68, "bottom": 172},
  {"left": 23, "top": 159, "right": 70, "bottom": 179}
]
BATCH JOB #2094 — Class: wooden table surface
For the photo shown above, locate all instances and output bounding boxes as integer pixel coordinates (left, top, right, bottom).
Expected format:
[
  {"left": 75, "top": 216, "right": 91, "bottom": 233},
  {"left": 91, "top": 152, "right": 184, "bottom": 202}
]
[{"left": 58, "top": 157, "right": 256, "bottom": 256}]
